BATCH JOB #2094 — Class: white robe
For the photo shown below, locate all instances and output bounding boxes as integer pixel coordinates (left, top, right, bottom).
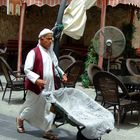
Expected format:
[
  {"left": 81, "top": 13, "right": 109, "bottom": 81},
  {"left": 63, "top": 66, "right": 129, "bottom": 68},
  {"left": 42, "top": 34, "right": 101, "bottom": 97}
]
[{"left": 19, "top": 44, "right": 64, "bottom": 131}]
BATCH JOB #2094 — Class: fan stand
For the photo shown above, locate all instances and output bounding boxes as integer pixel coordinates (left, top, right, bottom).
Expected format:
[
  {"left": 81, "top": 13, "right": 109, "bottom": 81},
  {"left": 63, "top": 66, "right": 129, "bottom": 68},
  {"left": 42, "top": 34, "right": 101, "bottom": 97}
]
[
  {"left": 93, "top": 26, "right": 126, "bottom": 71},
  {"left": 105, "top": 40, "right": 112, "bottom": 72}
]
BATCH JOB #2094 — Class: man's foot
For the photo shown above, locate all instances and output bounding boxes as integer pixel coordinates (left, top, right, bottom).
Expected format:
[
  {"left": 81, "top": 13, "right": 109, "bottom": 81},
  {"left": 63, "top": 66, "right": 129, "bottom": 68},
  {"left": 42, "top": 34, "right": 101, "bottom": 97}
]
[
  {"left": 43, "top": 131, "right": 59, "bottom": 140},
  {"left": 16, "top": 117, "right": 25, "bottom": 133}
]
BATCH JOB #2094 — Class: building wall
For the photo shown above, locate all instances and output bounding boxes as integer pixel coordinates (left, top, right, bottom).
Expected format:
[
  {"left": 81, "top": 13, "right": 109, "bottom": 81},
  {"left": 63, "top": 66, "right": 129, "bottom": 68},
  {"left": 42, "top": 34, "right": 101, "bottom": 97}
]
[
  {"left": 0, "top": 4, "right": 138, "bottom": 48},
  {"left": 132, "top": 12, "right": 140, "bottom": 49},
  {"left": 0, "top": 5, "right": 59, "bottom": 44}
]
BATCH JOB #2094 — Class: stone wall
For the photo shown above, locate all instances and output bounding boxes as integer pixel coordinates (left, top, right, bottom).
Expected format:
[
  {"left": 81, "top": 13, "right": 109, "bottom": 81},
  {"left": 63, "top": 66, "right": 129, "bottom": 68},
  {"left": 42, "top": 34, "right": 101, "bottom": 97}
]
[
  {"left": 132, "top": 13, "right": 140, "bottom": 49},
  {"left": 0, "top": 4, "right": 139, "bottom": 48},
  {"left": 0, "top": 5, "right": 59, "bottom": 44}
]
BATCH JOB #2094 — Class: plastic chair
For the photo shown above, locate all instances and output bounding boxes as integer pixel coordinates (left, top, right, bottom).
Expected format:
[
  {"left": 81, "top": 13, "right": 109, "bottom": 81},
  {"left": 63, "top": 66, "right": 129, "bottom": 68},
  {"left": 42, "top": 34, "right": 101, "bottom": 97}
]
[
  {"left": 93, "top": 71, "right": 140, "bottom": 125},
  {"left": 0, "top": 56, "right": 26, "bottom": 103}
]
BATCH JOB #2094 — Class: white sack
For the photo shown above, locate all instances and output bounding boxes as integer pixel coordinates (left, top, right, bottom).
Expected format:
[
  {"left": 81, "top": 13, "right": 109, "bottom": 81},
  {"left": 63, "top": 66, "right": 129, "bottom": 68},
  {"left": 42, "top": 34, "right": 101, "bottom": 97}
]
[{"left": 44, "top": 87, "right": 115, "bottom": 139}]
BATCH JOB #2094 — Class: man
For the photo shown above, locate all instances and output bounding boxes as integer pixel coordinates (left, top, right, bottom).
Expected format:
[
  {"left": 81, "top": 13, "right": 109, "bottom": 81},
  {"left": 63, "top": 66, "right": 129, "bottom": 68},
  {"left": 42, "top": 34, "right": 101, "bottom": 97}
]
[{"left": 16, "top": 28, "right": 67, "bottom": 140}]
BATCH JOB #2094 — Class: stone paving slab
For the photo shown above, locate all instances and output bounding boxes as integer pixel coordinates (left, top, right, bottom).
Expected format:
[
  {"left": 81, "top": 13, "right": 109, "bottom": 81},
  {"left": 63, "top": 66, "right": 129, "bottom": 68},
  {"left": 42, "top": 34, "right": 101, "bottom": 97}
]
[
  {"left": 0, "top": 75, "right": 140, "bottom": 140},
  {"left": 0, "top": 113, "right": 77, "bottom": 140}
]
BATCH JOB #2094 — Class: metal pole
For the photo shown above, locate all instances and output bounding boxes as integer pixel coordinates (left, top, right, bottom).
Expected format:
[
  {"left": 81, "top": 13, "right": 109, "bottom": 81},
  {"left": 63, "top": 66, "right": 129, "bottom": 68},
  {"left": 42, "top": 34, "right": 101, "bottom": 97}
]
[
  {"left": 53, "top": 0, "right": 67, "bottom": 58},
  {"left": 17, "top": 2, "right": 26, "bottom": 71},
  {"left": 98, "top": 0, "right": 107, "bottom": 69}
]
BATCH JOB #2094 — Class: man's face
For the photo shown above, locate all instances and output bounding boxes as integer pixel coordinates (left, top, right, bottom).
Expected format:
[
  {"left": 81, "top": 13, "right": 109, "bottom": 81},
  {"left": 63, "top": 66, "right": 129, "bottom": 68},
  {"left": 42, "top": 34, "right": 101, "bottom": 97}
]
[{"left": 40, "top": 33, "right": 53, "bottom": 50}]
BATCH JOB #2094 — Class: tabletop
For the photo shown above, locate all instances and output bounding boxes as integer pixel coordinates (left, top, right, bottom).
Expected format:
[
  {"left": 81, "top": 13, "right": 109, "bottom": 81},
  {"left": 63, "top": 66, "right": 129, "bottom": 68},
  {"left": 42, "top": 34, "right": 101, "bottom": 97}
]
[
  {"left": 118, "top": 76, "right": 140, "bottom": 85},
  {"left": 118, "top": 75, "right": 140, "bottom": 91}
]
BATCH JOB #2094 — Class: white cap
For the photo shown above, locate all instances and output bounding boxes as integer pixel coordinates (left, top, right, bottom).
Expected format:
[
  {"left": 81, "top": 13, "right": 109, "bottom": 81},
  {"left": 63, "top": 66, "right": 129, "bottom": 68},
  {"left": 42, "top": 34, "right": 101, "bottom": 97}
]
[{"left": 38, "top": 28, "right": 53, "bottom": 38}]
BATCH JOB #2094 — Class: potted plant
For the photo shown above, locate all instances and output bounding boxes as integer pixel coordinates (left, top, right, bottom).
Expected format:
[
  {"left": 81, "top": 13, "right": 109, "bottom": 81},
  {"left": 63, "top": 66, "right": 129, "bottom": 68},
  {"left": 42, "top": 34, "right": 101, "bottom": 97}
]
[{"left": 81, "top": 39, "right": 98, "bottom": 88}]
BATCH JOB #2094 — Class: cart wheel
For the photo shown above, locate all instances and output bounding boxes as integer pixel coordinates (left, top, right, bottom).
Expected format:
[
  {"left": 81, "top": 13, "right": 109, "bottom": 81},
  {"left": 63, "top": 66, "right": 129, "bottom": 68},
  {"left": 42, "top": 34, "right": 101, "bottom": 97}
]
[
  {"left": 77, "top": 130, "right": 86, "bottom": 140},
  {"left": 76, "top": 130, "right": 101, "bottom": 140}
]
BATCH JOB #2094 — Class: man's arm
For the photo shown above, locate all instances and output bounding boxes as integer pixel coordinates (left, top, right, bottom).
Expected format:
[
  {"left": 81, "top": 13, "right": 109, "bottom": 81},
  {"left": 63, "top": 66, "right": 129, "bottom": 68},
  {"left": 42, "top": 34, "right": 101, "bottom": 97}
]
[{"left": 24, "top": 50, "right": 40, "bottom": 83}]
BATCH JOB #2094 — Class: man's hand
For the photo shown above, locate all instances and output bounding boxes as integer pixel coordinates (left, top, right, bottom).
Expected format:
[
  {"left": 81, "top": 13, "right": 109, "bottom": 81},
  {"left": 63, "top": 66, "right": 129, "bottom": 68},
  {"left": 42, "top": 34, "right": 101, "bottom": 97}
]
[
  {"left": 62, "top": 74, "right": 67, "bottom": 82},
  {"left": 35, "top": 79, "right": 46, "bottom": 90}
]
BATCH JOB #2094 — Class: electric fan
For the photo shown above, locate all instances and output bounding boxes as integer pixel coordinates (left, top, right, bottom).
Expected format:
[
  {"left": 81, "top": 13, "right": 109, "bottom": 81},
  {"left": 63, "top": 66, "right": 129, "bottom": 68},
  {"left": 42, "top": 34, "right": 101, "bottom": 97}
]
[{"left": 92, "top": 26, "right": 126, "bottom": 71}]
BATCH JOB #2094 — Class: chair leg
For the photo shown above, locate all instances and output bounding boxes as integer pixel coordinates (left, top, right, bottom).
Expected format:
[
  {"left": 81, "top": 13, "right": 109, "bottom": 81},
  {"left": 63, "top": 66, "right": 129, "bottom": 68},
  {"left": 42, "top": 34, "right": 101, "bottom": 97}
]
[
  {"left": 114, "top": 106, "right": 116, "bottom": 118},
  {"left": 2, "top": 84, "right": 7, "bottom": 100},
  {"left": 117, "top": 109, "right": 120, "bottom": 127},
  {"left": 23, "top": 89, "right": 27, "bottom": 101},
  {"left": 95, "top": 94, "right": 98, "bottom": 101},
  {"left": 0, "top": 79, "right": 3, "bottom": 91},
  {"left": 121, "top": 112, "right": 126, "bottom": 123},
  {"left": 8, "top": 88, "right": 12, "bottom": 104},
  {"left": 137, "top": 111, "right": 140, "bottom": 125}
]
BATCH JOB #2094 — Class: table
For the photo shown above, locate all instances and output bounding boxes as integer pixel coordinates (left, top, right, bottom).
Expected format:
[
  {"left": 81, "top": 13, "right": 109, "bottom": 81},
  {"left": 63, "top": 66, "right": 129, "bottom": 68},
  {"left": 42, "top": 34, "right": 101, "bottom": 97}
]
[{"left": 118, "top": 76, "right": 140, "bottom": 92}]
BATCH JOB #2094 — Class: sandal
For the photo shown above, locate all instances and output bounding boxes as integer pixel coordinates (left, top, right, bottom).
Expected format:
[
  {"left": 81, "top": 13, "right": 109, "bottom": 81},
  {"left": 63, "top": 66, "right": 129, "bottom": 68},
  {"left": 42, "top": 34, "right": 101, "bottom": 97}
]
[
  {"left": 16, "top": 118, "right": 25, "bottom": 133},
  {"left": 43, "top": 131, "right": 59, "bottom": 140}
]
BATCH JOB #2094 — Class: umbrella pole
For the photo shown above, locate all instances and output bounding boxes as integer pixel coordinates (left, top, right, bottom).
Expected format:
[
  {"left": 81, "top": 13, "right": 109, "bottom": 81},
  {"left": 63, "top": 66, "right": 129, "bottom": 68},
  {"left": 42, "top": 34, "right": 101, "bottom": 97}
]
[
  {"left": 53, "top": 0, "right": 67, "bottom": 58},
  {"left": 98, "top": 0, "right": 107, "bottom": 69},
  {"left": 17, "top": 2, "right": 26, "bottom": 72}
]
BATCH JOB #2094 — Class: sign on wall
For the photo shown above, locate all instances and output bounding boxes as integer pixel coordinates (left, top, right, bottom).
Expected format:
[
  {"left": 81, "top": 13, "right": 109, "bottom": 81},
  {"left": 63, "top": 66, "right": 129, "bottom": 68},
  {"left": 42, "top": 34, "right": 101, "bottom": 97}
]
[{"left": 7, "top": 0, "right": 21, "bottom": 16}]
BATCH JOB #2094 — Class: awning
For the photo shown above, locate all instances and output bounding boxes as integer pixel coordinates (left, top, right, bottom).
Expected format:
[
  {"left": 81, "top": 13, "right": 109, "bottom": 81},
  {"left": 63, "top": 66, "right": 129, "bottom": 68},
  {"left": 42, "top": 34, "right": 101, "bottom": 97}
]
[
  {"left": 0, "top": 0, "right": 62, "bottom": 7},
  {"left": 0, "top": 0, "right": 6, "bottom": 6},
  {"left": 97, "top": 0, "right": 140, "bottom": 7},
  {"left": 24, "top": 0, "right": 61, "bottom": 7}
]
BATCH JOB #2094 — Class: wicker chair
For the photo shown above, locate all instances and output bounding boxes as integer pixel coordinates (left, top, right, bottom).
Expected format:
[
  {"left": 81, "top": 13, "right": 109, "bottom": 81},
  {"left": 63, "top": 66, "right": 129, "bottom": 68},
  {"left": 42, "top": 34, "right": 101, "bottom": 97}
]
[
  {"left": 63, "top": 61, "right": 84, "bottom": 88},
  {"left": 0, "top": 45, "right": 7, "bottom": 91},
  {"left": 60, "top": 49, "right": 83, "bottom": 60},
  {"left": 87, "top": 64, "right": 103, "bottom": 101},
  {"left": 93, "top": 71, "right": 140, "bottom": 125},
  {"left": 0, "top": 56, "right": 26, "bottom": 103},
  {"left": 126, "top": 58, "right": 140, "bottom": 77},
  {"left": 59, "top": 55, "right": 76, "bottom": 72},
  {"left": 126, "top": 58, "right": 140, "bottom": 91},
  {"left": 87, "top": 64, "right": 102, "bottom": 84},
  {"left": 109, "top": 61, "right": 122, "bottom": 75}
]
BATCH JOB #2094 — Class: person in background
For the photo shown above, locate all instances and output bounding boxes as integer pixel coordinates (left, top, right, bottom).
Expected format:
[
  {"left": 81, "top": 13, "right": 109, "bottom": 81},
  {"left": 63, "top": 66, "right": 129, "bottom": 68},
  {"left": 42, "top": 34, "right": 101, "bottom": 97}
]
[{"left": 16, "top": 28, "right": 67, "bottom": 140}]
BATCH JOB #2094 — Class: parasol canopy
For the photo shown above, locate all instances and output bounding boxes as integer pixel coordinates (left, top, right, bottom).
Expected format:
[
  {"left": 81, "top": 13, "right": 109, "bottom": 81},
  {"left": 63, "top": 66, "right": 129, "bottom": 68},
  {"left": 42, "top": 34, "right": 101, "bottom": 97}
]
[
  {"left": 62, "top": 0, "right": 96, "bottom": 40},
  {"left": 0, "top": 0, "right": 62, "bottom": 7},
  {"left": 97, "top": 0, "right": 140, "bottom": 8},
  {"left": 62, "top": 0, "right": 140, "bottom": 68},
  {"left": 62, "top": 0, "right": 140, "bottom": 40}
]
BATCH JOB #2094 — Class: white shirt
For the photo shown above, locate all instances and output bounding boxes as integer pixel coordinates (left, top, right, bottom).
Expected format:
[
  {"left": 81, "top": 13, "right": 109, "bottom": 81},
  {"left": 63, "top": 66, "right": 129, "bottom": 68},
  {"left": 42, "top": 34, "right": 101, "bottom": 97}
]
[{"left": 24, "top": 44, "right": 64, "bottom": 92}]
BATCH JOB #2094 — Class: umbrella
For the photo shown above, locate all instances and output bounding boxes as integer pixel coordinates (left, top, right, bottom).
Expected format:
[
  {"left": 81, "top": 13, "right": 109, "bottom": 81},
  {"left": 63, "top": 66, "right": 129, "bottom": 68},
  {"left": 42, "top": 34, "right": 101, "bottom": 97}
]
[
  {"left": 62, "top": 0, "right": 97, "bottom": 40},
  {"left": 62, "top": 0, "right": 140, "bottom": 68},
  {"left": 53, "top": 0, "right": 68, "bottom": 58}
]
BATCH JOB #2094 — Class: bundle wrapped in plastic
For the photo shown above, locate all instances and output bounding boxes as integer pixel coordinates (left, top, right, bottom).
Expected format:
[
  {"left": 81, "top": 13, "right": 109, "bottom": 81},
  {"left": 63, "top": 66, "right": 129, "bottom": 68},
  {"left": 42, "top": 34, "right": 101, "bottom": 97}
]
[{"left": 43, "top": 87, "right": 114, "bottom": 139}]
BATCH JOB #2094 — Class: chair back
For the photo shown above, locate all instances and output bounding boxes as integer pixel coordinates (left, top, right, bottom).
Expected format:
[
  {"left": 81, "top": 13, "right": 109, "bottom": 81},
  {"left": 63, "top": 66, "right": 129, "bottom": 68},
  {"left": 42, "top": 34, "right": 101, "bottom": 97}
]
[
  {"left": 0, "top": 57, "right": 13, "bottom": 85},
  {"left": 126, "top": 58, "right": 140, "bottom": 76},
  {"left": 87, "top": 64, "right": 102, "bottom": 85},
  {"left": 0, "top": 56, "right": 26, "bottom": 103},
  {"left": 109, "top": 61, "right": 122, "bottom": 75},
  {"left": 60, "top": 49, "right": 83, "bottom": 60},
  {"left": 64, "top": 61, "right": 84, "bottom": 87},
  {"left": 93, "top": 71, "right": 129, "bottom": 105},
  {"left": 59, "top": 55, "right": 76, "bottom": 72}
]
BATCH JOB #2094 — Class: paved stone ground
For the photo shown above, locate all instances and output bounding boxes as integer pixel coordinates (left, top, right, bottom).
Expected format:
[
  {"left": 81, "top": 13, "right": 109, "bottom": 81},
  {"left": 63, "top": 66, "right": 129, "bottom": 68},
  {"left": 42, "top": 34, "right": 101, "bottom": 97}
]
[{"left": 0, "top": 75, "right": 140, "bottom": 140}]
